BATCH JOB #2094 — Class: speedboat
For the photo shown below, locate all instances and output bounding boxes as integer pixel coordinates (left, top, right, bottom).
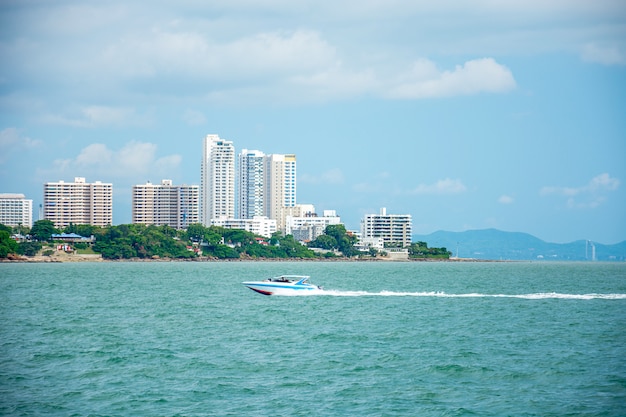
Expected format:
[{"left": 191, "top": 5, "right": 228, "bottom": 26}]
[{"left": 242, "top": 275, "right": 322, "bottom": 296}]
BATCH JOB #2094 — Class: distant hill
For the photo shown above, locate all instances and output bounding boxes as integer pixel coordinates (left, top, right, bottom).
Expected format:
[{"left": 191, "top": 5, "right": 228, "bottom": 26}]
[{"left": 413, "top": 228, "right": 626, "bottom": 261}]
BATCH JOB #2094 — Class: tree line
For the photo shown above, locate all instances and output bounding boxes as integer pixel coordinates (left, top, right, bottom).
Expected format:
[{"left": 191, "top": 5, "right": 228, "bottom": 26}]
[{"left": 1, "top": 220, "right": 450, "bottom": 260}]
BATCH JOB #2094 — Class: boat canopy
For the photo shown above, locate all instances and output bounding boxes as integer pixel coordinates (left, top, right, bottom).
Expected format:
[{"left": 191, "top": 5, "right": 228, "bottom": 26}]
[{"left": 269, "top": 275, "right": 309, "bottom": 283}]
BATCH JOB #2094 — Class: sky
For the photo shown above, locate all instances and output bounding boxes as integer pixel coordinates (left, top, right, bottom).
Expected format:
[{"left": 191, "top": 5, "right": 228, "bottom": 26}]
[{"left": 1, "top": 0, "right": 625, "bottom": 244}]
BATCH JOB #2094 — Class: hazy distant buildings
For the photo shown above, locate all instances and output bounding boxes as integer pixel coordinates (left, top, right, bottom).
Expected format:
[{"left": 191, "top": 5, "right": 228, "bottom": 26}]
[
  {"left": 43, "top": 177, "right": 112, "bottom": 228},
  {"left": 361, "top": 207, "right": 412, "bottom": 248},
  {"left": 201, "top": 134, "right": 235, "bottom": 225},
  {"left": 132, "top": 180, "right": 199, "bottom": 229},
  {"left": 0, "top": 193, "right": 33, "bottom": 228}
]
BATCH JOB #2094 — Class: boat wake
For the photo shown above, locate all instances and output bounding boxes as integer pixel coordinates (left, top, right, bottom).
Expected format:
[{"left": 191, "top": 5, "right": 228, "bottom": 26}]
[{"left": 289, "top": 290, "right": 626, "bottom": 300}]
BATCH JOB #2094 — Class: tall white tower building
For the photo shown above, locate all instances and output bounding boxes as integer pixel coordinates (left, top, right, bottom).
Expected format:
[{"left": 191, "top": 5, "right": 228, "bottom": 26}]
[
  {"left": 264, "top": 154, "right": 296, "bottom": 232},
  {"left": 43, "top": 177, "right": 112, "bottom": 228},
  {"left": 237, "top": 149, "right": 265, "bottom": 219},
  {"left": 201, "top": 134, "right": 235, "bottom": 225},
  {"left": 0, "top": 193, "right": 33, "bottom": 228},
  {"left": 132, "top": 180, "right": 199, "bottom": 229}
]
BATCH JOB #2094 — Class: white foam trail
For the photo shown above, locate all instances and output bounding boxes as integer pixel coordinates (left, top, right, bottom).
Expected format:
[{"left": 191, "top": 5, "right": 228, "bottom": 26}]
[{"left": 297, "top": 290, "right": 626, "bottom": 300}]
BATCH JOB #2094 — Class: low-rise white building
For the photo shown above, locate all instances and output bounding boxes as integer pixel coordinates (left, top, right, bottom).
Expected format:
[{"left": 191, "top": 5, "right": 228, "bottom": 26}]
[
  {"left": 286, "top": 209, "right": 342, "bottom": 243},
  {"left": 0, "top": 193, "right": 33, "bottom": 228},
  {"left": 355, "top": 236, "right": 385, "bottom": 252},
  {"left": 360, "top": 207, "right": 412, "bottom": 248},
  {"left": 210, "top": 216, "right": 277, "bottom": 238}
]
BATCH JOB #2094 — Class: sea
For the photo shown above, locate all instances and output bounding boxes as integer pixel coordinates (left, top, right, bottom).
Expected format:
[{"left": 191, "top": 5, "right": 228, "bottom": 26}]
[{"left": 1, "top": 261, "right": 625, "bottom": 416}]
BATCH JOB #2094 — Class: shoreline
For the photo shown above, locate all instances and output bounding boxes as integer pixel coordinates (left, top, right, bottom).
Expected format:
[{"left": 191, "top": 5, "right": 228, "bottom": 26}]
[{"left": 1, "top": 254, "right": 502, "bottom": 263}]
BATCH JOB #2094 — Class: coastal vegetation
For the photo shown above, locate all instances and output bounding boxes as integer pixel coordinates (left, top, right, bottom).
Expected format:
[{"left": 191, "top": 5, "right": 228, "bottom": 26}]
[
  {"left": 0, "top": 224, "right": 18, "bottom": 258},
  {"left": 0, "top": 221, "right": 450, "bottom": 260},
  {"left": 408, "top": 241, "right": 452, "bottom": 259},
  {"left": 307, "top": 224, "right": 359, "bottom": 257}
]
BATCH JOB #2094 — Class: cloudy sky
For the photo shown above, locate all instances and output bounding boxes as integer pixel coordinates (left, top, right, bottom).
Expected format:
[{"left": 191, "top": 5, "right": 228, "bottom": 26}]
[{"left": 1, "top": 0, "right": 625, "bottom": 244}]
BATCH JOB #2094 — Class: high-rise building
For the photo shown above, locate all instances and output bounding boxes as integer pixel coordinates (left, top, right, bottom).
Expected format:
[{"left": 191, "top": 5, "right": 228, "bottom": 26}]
[
  {"left": 0, "top": 193, "right": 33, "bottom": 228},
  {"left": 264, "top": 154, "right": 296, "bottom": 231},
  {"left": 360, "top": 207, "right": 412, "bottom": 248},
  {"left": 132, "top": 180, "right": 199, "bottom": 229},
  {"left": 237, "top": 149, "right": 265, "bottom": 219},
  {"left": 201, "top": 134, "right": 235, "bottom": 225},
  {"left": 43, "top": 177, "right": 112, "bottom": 228}
]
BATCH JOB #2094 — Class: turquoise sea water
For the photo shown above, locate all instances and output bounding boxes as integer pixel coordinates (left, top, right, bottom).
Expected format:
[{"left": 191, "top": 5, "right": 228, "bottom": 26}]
[{"left": 1, "top": 261, "right": 625, "bottom": 416}]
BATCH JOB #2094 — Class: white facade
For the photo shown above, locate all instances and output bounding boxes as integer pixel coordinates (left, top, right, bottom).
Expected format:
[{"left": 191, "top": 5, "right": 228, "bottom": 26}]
[
  {"left": 0, "top": 193, "right": 33, "bottom": 228},
  {"left": 210, "top": 216, "right": 277, "bottom": 238},
  {"left": 201, "top": 134, "right": 235, "bottom": 225},
  {"left": 286, "top": 209, "right": 342, "bottom": 242},
  {"left": 360, "top": 207, "right": 412, "bottom": 248},
  {"left": 237, "top": 149, "right": 265, "bottom": 219},
  {"left": 264, "top": 154, "right": 296, "bottom": 232},
  {"left": 355, "top": 236, "right": 385, "bottom": 251},
  {"left": 43, "top": 177, "right": 113, "bottom": 228},
  {"left": 132, "top": 180, "right": 199, "bottom": 229}
]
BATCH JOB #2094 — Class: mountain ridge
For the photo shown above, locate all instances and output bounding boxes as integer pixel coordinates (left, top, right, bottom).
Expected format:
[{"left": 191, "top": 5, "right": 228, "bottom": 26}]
[{"left": 412, "top": 228, "right": 626, "bottom": 261}]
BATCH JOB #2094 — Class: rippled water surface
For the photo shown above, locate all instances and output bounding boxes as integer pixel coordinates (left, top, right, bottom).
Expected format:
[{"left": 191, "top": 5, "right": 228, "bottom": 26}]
[{"left": 1, "top": 261, "right": 625, "bottom": 416}]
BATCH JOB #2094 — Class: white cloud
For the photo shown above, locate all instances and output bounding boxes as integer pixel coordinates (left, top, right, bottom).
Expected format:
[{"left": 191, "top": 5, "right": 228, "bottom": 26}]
[
  {"left": 44, "top": 141, "right": 181, "bottom": 180},
  {"left": 9, "top": 0, "right": 626, "bottom": 108},
  {"left": 540, "top": 173, "right": 620, "bottom": 209},
  {"left": 581, "top": 43, "right": 626, "bottom": 66},
  {"left": 183, "top": 109, "right": 207, "bottom": 126},
  {"left": 95, "top": 29, "right": 339, "bottom": 82},
  {"left": 410, "top": 178, "right": 467, "bottom": 195},
  {"left": 300, "top": 168, "right": 345, "bottom": 185},
  {"left": 498, "top": 195, "right": 514, "bottom": 204},
  {"left": 386, "top": 58, "right": 516, "bottom": 99},
  {"left": 41, "top": 106, "right": 151, "bottom": 128},
  {"left": 0, "top": 128, "right": 43, "bottom": 163},
  {"left": 0, "top": 127, "right": 41, "bottom": 149}
]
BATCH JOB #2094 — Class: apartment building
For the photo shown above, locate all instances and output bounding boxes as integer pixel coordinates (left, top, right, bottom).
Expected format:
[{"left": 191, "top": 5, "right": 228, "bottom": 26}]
[
  {"left": 361, "top": 207, "right": 412, "bottom": 248},
  {"left": 201, "top": 134, "right": 235, "bottom": 225},
  {"left": 0, "top": 193, "right": 33, "bottom": 228},
  {"left": 43, "top": 177, "right": 112, "bottom": 228},
  {"left": 210, "top": 216, "right": 277, "bottom": 238},
  {"left": 237, "top": 149, "right": 265, "bottom": 219},
  {"left": 132, "top": 180, "right": 199, "bottom": 229},
  {"left": 286, "top": 209, "right": 341, "bottom": 243},
  {"left": 264, "top": 153, "right": 296, "bottom": 232}
]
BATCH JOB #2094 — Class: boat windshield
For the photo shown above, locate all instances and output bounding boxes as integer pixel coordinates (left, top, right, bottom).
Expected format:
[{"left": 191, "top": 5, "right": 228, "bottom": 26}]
[{"left": 271, "top": 277, "right": 292, "bottom": 282}]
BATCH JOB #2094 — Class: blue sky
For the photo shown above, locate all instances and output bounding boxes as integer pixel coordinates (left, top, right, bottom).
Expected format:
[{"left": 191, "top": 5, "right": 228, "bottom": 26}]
[{"left": 1, "top": 0, "right": 625, "bottom": 244}]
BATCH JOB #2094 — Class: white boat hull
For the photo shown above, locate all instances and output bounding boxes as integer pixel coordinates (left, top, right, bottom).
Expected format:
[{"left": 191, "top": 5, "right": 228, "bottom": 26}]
[{"left": 242, "top": 275, "right": 322, "bottom": 296}]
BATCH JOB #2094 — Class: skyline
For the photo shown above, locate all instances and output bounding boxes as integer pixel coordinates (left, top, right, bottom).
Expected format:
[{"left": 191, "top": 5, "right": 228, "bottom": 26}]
[{"left": 1, "top": 1, "right": 625, "bottom": 244}]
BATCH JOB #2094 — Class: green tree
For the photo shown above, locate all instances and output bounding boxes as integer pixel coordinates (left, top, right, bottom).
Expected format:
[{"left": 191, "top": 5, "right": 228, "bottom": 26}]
[
  {"left": 212, "top": 244, "right": 240, "bottom": 259},
  {"left": 64, "top": 223, "right": 99, "bottom": 237},
  {"left": 185, "top": 223, "right": 207, "bottom": 241},
  {"left": 12, "top": 224, "right": 30, "bottom": 236},
  {"left": 308, "top": 234, "right": 337, "bottom": 250},
  {"left": 17, "top": 241, "right": 42, "bottom": 256},
  {"left": 30, "top": 220, "right": 58, "bottom": 241},
  {"left": 325, "top": 224, "right": 358, "bottom": 257},
  {"left": 408, "top": 241, "right": 451, "bottom": 259},
  {"left": 0, "top": 230, "right": 18, "bottom": 258}
]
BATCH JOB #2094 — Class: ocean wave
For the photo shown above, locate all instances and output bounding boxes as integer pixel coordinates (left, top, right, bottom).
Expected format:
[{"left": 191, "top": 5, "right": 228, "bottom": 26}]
[{"left": 308, "top": 290, "right": 626, "bottom": 299}]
